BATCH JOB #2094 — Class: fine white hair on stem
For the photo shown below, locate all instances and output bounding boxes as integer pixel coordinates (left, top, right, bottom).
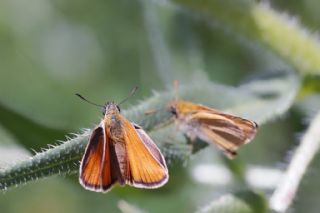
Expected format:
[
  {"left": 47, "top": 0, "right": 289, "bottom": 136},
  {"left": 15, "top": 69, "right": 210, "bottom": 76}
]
[{"left": 269, "top": 111, "right": 320, "bottom": 212}]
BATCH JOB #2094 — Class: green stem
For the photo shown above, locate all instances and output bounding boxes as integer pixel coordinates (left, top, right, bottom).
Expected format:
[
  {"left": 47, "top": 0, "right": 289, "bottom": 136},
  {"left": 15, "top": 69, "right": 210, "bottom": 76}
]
[{"left": 0, "top": 74, "right": 298, "bottom": 190}]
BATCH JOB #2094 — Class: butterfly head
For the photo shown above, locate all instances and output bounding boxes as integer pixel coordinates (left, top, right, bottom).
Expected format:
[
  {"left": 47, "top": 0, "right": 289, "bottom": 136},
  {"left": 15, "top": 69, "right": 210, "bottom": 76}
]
[
  {"left": 168, "top": 100, "right": 196, "bottom": 116},
  {"left": 103, "top": 102, "right": 121, "bottom": 116},
  {"left": 169, "top": 104, "right": 178, "bottom": 117}
]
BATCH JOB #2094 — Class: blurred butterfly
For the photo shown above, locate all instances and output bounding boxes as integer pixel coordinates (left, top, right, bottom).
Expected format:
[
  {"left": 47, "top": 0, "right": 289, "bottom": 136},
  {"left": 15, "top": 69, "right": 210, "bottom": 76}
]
[{"left": 168, "top": 83, "right": 258, "bottom": 159}]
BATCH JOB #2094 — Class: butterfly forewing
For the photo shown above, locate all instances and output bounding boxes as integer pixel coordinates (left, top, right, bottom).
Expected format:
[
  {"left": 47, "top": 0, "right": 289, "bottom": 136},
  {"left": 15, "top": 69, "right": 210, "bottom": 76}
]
[
  {"left": 134, "top": 124, "right": 167, "bottom": 167},
  {"left": 171, "top": 100, "right": 257, "bottom": 159},
  {"left": 192, "top": 110, "right": 257, "bottom": 158},
  {"left": 80, "top": 126, "right": 118, "bottom": 192},
  {"left": 122, "top": 119, "right": 168, "bottom": 188}
]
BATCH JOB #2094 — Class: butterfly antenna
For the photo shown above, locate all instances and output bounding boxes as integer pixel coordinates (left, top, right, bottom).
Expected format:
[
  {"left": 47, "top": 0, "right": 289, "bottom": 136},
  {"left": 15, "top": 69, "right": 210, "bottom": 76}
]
[
  {"left": 173, "top": 80, "right": 179, "bottom": 101},
  {"left": 76, "top": 93, "right": 104, "bottom": 108},
  {"left": 118, "top": 86, "right": 139, "bottom": 106}
]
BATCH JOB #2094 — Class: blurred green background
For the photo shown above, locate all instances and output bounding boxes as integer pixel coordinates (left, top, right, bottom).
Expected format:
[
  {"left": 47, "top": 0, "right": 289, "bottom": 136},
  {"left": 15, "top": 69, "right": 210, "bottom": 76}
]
[{"left": 1, "top": 0, "right": 320, "bottom": 212}]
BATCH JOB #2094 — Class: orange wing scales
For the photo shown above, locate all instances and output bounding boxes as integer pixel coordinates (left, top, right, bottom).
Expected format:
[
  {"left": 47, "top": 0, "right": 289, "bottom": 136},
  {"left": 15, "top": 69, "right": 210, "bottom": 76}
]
[
  {"left": 79, "top": 126, "right": 104, "bottom": 191},
  {"left": 79, "top": 102, "right": 168, "bottom": 193},
  {"left": 122, "top": 119, "right": 168, "bottom": 188},
  {"left": 79, "top": 126, "right": 118, "bottom": 192},
  {"left": 134, "top": 124, "right": 166, "bottom": 167},
  {"left": 80, "top": 119, "right": 168, "bottom": 192},
  {"left": 194, "top": 112, "right": 257, "bottom": 158},
  {"left": 172, "top": 100, "right": 257, "bottom": 159}
]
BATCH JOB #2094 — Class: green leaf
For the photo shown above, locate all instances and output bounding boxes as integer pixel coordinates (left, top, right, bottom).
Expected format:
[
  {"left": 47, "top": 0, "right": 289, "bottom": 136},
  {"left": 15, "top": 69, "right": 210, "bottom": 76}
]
[
  {"left": 0, "top": 72, "right": 299, "bottom": 190},
  {"left": 0, "top": 124, "right": 30, "bottom": 168},
  {"left": 299, "top": 76, "right": 320, "bottom": 98},
  {"left": 0, "top": 103, "right": 67, "bottom": 150}
]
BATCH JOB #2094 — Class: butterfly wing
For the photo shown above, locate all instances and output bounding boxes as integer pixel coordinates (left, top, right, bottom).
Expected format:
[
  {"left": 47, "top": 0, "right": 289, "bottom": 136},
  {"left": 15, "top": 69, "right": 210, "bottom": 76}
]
[
  {"left": 133, "top": 123, "right": 167, "bottom": 168},
  {"left": 79, "top": 126, "right": 119, "bottom": 192},
  {"left": 191, "top": 110, "right": 257, "bottom": 158},
  {"left": 121, "top": 119, "right": 168, "bottom": 188}
]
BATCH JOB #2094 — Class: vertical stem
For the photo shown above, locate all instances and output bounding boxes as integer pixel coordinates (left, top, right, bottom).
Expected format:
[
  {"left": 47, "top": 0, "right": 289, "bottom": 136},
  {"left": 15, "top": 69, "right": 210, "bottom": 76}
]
[
  {"left": 142, "top": 0, "right": 174, "bottom": 85},
  {"left": 270, "top": 111, "right": 320, "bottom": 212}
]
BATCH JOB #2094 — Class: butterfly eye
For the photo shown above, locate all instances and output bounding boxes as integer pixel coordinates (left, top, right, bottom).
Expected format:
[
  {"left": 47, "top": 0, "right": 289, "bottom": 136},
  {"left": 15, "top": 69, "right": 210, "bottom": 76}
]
[{"left": 170, "top": 106, "right": 177, "bottom": 116}]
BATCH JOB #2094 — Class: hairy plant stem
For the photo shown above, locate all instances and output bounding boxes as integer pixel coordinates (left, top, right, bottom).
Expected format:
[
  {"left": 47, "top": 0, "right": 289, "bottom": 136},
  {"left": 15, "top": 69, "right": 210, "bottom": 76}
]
[
  {"left": 0, "top": 74, "right": 298, "bottom": 190},
  {"left": 270, "top": 111, "right": 320, "bottom": 212}
]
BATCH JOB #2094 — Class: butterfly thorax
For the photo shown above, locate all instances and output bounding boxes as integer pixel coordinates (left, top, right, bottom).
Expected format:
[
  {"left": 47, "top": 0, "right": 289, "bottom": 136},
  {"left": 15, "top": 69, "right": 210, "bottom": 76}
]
[
  {"left": 170, "top": 100, "right": 217, "bottom": 141},
  {"left": 103, "top": 102, "right": 125, "bottom": 143},
  {"left": 170, "top": 100, "right": 211, "bottom": 115},
  {"left": 101, "top": 103, "right": 128, "bottom": 179}
]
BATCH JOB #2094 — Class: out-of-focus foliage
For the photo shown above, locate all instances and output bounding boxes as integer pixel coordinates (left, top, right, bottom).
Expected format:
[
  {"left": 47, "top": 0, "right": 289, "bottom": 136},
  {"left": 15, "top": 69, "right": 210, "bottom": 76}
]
[
  {"left": 0, "top": 0, "right": 320, "bottom": 212},
  {"left": 196, "top": 191, "right": 267, "bottom": 213}
]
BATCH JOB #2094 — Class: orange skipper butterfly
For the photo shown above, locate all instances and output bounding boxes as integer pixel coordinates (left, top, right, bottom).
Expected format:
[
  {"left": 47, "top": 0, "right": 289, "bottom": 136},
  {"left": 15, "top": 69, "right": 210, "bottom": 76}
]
[
  {"left": 168, "top": 83, "right": 258, "bottom": 159},
  {"left": 77, "top": 87, "right": 168, "bottom": 192}
]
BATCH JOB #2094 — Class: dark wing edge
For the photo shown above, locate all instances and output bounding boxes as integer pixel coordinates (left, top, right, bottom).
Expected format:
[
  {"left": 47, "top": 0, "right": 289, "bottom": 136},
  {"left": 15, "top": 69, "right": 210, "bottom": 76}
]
[{"left": 79, "top": 126, "right": 118, "bottom": 192}]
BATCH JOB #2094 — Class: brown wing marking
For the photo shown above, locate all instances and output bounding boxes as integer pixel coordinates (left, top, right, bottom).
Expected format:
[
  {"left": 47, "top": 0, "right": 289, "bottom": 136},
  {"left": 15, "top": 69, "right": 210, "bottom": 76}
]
[
  {"left": 199, "top": 126, "right": 238, "bottom": 158},
  {"left": 122, "top": 119, "right": 168, "bottom": 188},
  {"left": 192, "top": 111, "right": 257, "bottom": 158}
]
